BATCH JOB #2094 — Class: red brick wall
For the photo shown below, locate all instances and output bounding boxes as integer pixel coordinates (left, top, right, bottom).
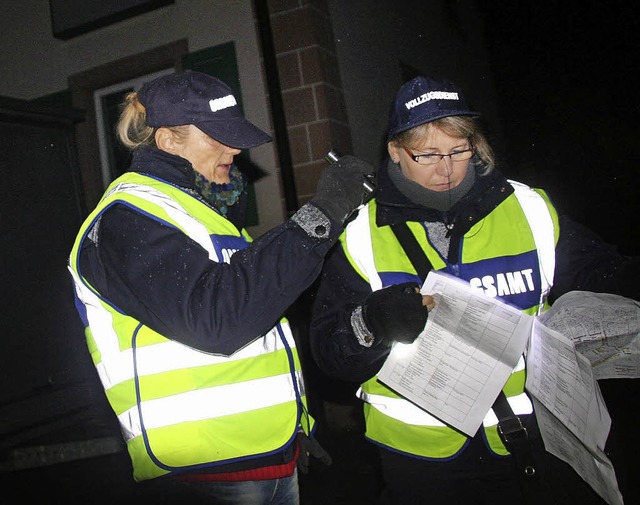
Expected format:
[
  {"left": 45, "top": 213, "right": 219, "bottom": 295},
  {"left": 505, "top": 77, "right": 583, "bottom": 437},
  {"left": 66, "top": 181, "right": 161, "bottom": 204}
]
[{"left": 266, "top": 0, "right": 353, "bottom": 205}]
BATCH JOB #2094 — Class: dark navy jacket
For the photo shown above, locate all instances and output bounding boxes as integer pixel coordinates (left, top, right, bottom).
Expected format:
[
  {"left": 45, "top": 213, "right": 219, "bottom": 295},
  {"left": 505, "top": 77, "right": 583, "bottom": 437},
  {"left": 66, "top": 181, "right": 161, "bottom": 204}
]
[{"left": 80, "top": 146, "right": 342, "bottom": 356}]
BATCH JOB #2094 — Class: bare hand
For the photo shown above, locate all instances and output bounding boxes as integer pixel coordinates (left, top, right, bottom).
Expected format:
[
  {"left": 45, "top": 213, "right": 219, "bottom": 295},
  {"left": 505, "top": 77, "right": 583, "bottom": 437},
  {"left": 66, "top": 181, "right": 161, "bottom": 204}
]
[{"left": 422, "top": 294, "right": 436, "bottom": 311}]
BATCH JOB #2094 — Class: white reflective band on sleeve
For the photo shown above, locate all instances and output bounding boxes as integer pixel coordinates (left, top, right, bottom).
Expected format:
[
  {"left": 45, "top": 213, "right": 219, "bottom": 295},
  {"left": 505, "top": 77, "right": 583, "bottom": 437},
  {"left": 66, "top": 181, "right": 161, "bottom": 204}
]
[
  {"left": 345, "top": 207, "right": 382, "bottom": 291},
  {"left": 112, "top": 182, "right": 219, "bottom": 261},
  {"left": 357, "top": 388, "right": 447, "bottom": 426},
  {"left": 482, "top": 392, "right": 533, "bottom": 427},
  {"left": 119, "top": 371, "right": 303, "bottom": 440},
  {"left": 509, "top": 181, "right": 556, "bottom": 312}
]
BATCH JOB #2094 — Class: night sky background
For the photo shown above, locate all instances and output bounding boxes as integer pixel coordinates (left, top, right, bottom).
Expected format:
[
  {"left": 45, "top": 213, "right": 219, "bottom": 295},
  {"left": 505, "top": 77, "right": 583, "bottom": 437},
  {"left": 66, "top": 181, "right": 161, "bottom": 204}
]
[{"left": 477, "top": 1, "right": 639, "bottom": 254}]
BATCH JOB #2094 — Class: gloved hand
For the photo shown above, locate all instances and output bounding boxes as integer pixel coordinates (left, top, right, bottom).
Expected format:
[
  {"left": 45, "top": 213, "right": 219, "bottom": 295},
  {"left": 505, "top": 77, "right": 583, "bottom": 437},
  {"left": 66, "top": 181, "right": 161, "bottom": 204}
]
[
  {"left": 361, "top": 282, "right": 429, "bottom": 346},
  {"left": 296, "top": 432, "right": 332, "bottom": 474},
  {"left": 311, "top": 155, "right": 376, "bottom": 224}
]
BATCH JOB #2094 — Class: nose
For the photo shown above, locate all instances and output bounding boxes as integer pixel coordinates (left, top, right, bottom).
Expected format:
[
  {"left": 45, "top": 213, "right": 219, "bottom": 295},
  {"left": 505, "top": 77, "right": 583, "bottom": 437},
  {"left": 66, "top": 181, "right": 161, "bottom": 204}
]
[{"left": 435, "top": 156, "right": 454, "bottom": 176}]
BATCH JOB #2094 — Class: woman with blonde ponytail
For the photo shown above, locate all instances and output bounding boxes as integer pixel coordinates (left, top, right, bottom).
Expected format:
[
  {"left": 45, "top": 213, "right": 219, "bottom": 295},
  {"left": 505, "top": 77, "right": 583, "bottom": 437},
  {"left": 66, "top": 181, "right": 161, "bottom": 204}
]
[{"left": 68, "top": 70, "right": 374, "bottom": 503}]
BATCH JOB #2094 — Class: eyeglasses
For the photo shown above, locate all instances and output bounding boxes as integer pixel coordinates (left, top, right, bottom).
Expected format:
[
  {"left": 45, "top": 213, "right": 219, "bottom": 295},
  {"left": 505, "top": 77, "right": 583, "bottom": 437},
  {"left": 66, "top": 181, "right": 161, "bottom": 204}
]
[{"left": 403, "top": 147, "right": 474, "bottom": 165}]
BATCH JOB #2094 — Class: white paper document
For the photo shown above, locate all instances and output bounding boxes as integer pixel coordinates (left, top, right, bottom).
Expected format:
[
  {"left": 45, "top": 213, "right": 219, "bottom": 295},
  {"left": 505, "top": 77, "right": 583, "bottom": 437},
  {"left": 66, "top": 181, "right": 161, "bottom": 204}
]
[
  {"left": 377, "top": 270, "right": 624, "bottom": 504},
  {"left": 531, "top": 397, "right": 623, "bottom": 505},
  {"left": 525, "top": 316, "right": 624, "bottom": 504},
  {"left": 378, "top": 270, "right": 533, "bottom": 436},
  {"left": 525, "top": 318, "right": 611, "bottom": 453},
  {"left": 538, "top": 291, "right": 640, "bottom": 379}
]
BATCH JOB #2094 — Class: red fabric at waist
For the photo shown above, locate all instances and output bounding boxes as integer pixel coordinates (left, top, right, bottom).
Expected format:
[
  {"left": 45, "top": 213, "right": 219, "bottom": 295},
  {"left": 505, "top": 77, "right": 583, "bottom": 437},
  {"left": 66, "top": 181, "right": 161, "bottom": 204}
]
[{"left": 173, "top": 444, "right": 299, "bottom": 482}]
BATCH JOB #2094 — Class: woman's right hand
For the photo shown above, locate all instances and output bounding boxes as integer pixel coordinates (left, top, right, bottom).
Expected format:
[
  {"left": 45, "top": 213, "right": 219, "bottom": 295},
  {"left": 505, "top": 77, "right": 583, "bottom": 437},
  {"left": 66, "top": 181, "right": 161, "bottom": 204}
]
[
  {"left": 311, "top": 155, "right": 375, "bottom": 224},
  {"left": 423, "top": 294, "right": 436, "bottom": 311},
  {"left": 360, "top": 282, "right": 431, "bottom": 346}
]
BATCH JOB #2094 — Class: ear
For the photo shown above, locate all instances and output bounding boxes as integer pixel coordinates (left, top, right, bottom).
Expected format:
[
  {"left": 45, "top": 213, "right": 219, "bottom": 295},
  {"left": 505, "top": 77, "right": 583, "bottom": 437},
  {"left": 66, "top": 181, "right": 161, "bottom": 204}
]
[
  {"left": 387, "top": 141, "right": 400, "bottom": 163},
  {"left": 155, "top": 127, "right": 176, "bottom": 154}
]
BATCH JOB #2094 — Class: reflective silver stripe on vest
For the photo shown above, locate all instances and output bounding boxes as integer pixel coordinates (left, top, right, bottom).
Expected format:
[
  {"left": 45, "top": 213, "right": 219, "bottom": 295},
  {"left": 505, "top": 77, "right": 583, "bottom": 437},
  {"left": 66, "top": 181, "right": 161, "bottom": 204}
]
[
  {"left": 97, "top": 329, "right": 290, "bottom": 390},
  {"left": 358, "top": 388, "right": 447, "bottom": 426},
  {"left": 69, "top": 268, "right": 122, "bottom": 361},
  {"left": 119, "top": 370, "right": 304, "bottom": 441},
  {"left": 482, "top": 392, "right": 533, "bottom": 426},
  {"left": 344, "top": 206, "right": 382, "bottom": 291},
  {"left": 359, "top": 389, "right": 531, "bottom": 427},
  {"left": 509, "top": 180, "right": 556, "bottom": 312},
  {"left": 69, "top": 269, "right": 295, "bottom": 391},
  {"left": 107, "top": 181, "right": 220, "bottom": 261}
]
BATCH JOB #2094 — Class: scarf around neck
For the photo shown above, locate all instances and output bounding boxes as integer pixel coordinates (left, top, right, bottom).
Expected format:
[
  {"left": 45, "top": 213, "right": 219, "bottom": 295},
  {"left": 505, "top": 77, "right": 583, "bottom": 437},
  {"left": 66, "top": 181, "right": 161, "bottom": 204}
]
[
  {"left": 387, "top": 157, "right": 476, "bottom": 212},
  {"left": 193, "top": 164, "right": 247, "bottom": 216}
]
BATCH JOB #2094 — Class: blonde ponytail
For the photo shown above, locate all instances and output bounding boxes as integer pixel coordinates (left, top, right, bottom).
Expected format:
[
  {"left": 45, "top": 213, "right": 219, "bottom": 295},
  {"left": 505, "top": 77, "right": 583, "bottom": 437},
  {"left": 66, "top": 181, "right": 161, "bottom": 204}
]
[{"left": 117, "top": 91, "right": 156, "bottom": 150}]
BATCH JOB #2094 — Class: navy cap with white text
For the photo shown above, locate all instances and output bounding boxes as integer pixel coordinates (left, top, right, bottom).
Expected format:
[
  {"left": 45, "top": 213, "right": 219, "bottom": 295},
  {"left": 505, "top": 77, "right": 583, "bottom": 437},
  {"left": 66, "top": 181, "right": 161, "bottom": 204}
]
[
  {"left": 387, "top": 75, "right": 479, "bottom": 140},
  {"left": 138, "top": 70, "right": 272, "bottom": 149}
]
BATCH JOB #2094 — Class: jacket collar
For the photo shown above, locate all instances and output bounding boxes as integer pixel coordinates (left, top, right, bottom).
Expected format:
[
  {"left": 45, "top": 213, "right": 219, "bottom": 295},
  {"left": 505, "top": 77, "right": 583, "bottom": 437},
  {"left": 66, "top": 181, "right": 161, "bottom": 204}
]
[{"left": 129, "top": 146, "right": 196, "bottom": 189}]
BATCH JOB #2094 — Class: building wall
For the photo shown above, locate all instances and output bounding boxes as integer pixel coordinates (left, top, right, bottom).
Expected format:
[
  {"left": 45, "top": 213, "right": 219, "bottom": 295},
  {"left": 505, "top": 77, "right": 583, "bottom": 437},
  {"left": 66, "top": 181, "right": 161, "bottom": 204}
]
[
  {"left": 0, "top": 1, "right": 496, "bottom": 233},
  {"left": 266, "top": 0, "right": 352, "bottom": 206},
  {"left": 0, "top": 0, "right": 285, "bottom": 236},
  {"left": 260, "top": 0, "right": 498, "bottom": 207}
]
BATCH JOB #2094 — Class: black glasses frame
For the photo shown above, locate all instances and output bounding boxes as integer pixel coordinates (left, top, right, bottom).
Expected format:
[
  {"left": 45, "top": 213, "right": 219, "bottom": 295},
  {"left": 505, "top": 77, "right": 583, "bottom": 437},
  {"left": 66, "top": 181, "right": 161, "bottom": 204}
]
[{"left": 403, "top": 147, "right": 474, "bottom": 165}]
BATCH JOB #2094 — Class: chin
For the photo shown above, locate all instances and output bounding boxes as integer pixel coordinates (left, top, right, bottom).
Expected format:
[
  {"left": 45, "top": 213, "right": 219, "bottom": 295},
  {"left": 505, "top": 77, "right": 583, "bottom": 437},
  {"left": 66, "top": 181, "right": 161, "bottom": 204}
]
[{"left": 210, "top": 171, "right": 231, "bottom": 184}]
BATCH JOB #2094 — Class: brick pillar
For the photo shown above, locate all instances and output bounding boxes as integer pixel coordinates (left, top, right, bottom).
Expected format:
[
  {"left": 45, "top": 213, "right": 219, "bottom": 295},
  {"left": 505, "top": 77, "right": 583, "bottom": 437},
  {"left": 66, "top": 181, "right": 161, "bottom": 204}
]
[{"left": 266, "top": 0, "right": 353, "bottom": 205}]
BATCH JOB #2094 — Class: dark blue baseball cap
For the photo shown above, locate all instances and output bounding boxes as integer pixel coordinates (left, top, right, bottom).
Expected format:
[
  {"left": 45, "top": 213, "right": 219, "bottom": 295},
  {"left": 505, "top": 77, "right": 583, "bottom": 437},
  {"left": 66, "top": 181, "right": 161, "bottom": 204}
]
[
  {"left": 138, "top": 70, "right": 272, "bottom": 149},
  {"left": 387, "top": 76, "right": 479, "bottom": 141}
]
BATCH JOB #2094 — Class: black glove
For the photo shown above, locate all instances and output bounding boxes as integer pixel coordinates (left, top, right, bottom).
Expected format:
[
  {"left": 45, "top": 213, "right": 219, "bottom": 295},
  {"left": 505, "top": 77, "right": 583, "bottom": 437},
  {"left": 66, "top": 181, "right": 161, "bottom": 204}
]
[
  {"left": 362, "top": 282, "right": 428, "bottom": 346},
  {"left": 296, "top": 432, "right": 332, "bottom": 474},
  {"left": 311, "top": 155, "right": 376, "bottom": 224}
]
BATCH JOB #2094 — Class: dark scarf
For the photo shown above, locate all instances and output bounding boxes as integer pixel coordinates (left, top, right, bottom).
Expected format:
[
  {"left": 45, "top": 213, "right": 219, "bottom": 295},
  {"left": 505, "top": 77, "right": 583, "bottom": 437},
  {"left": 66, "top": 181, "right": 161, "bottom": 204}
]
[
  {"left": 193, "top": 165, "right": 247, "bottom": 217},
  {"left": 387, "top": 157, "right": 477, "bottom": 212}
]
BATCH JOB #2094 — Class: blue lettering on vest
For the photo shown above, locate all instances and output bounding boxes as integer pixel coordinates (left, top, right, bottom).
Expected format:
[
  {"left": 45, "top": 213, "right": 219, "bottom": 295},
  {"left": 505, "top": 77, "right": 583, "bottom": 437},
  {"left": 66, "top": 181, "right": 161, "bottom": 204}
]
[
  {"left": 378, "top": 251, "right": 541, "bottom": 309},
  {"left": 210, "top": 234, "right": 249, "bottom": 264},
  {"left": 456, "top": 251, "right": 541, "bottom": 309}
]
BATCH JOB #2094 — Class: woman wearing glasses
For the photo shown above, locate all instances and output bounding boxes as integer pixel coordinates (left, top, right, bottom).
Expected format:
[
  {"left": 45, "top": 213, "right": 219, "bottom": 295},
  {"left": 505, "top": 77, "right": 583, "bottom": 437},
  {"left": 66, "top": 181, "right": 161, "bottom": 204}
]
[{"left": 309, "top": 75, "right": 638, "bottom": 504}]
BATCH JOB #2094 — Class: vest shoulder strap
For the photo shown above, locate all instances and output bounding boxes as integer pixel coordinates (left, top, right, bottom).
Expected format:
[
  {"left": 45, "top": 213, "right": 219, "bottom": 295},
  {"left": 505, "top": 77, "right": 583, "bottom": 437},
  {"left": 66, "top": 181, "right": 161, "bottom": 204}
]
[
  {"left": 509, "top": 180, "right": 556, "bottom": 311},
  {"left": 390, "top": 222, "right": 432, "bottom": 281}
]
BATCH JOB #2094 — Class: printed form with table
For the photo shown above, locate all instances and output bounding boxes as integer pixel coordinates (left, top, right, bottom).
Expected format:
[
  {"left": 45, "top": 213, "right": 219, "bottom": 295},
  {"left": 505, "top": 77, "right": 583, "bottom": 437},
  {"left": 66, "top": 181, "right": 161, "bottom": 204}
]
[{"left": 378, "top": 271, "right": 640, "bottom": 505}]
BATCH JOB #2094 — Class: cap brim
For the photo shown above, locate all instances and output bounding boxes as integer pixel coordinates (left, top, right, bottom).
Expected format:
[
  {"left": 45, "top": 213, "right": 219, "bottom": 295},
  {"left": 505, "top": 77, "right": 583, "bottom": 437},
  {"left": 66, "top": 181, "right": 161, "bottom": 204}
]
[
  {"left": 388, "top": 110, "right": 480, "bottom": 141},
  {"left": 196, "top": 117, "right": 272, "bottom": 149}
]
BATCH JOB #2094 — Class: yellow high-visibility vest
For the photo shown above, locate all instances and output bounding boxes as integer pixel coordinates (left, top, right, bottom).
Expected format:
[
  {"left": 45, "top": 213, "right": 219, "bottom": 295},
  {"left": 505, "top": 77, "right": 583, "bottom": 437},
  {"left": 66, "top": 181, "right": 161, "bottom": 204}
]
[
  {"left": 69, "top": 172, "right": 313, "bottom": 481},
  {"left": 340, "top": 180, "right": 558, "bottom": 458}
]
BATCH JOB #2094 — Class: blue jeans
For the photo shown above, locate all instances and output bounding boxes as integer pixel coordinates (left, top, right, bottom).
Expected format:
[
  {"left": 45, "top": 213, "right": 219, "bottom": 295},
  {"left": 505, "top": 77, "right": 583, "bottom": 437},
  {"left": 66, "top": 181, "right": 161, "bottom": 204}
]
[{"left": 176, "top": 471, "right": 300, "bottom": 505}]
